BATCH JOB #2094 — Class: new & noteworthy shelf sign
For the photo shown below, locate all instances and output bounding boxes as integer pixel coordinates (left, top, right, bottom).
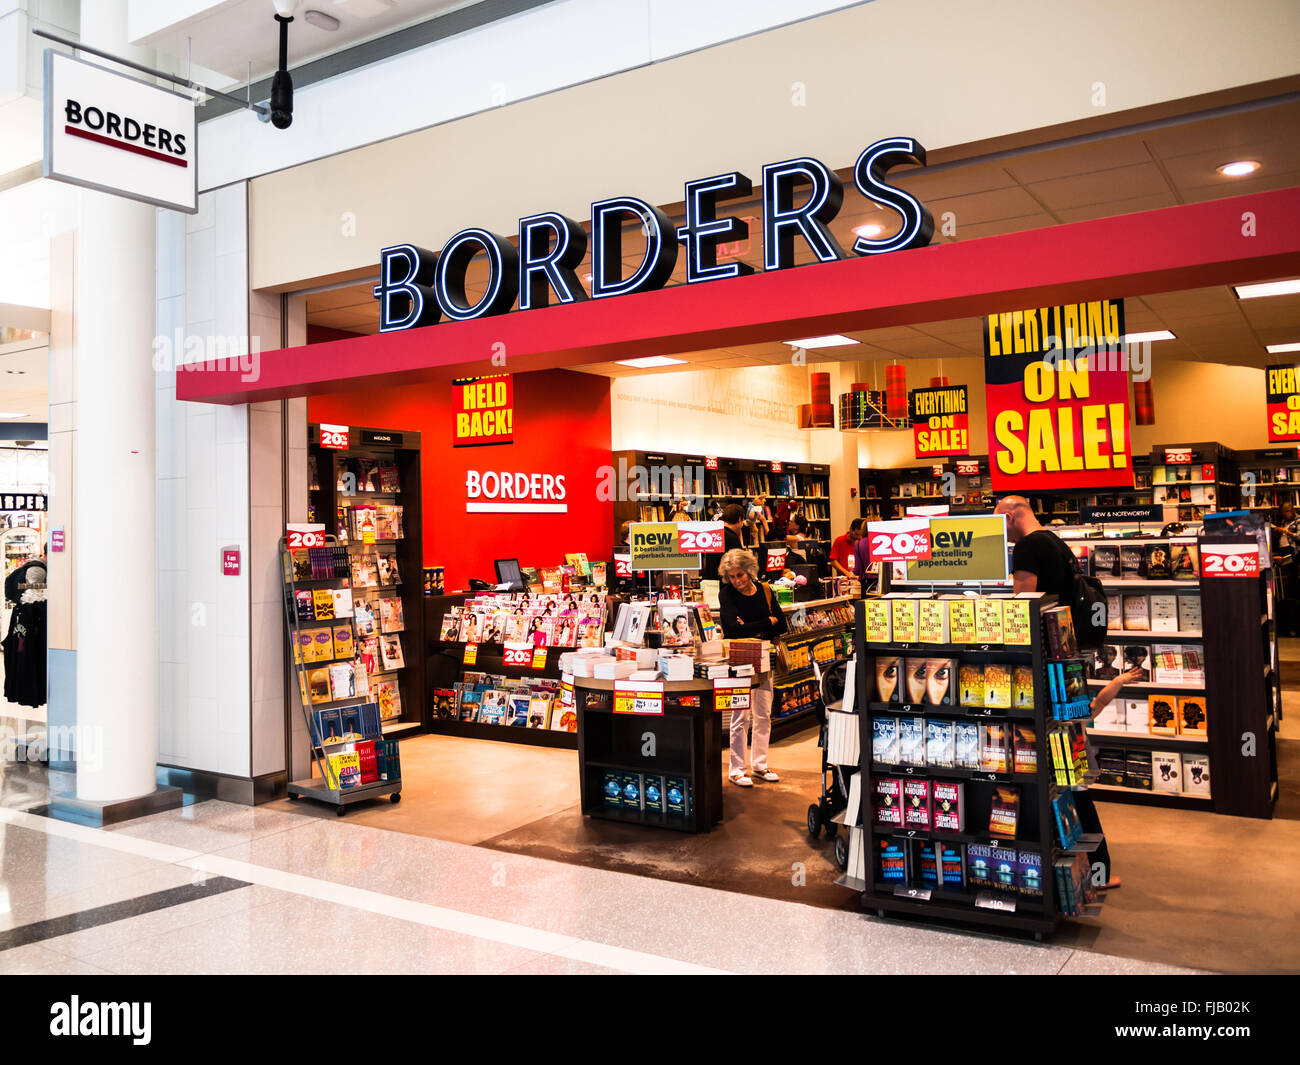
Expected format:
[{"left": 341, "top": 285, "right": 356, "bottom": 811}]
[{"left": 372, "top": 137, "right": 934, "bottom": 331}]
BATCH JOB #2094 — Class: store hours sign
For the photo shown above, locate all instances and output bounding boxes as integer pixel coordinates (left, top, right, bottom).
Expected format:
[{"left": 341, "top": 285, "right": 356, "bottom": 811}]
[
  {"left": 372, "top": 137, "right": 935, "bottom": 331},
  {"left": 43, "top": 51, "right": 197, "bottom": 213}
]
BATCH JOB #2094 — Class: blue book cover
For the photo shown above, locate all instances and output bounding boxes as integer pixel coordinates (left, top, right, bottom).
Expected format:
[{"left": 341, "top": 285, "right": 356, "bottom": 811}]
[
  {"left": 602, "top": 772, "right": 621, "bottom": 807},
  {"left": 878, "top": 839, "right": 907, "bottom": 883},
  {"left": 990, "top": 844, "right": 1018, "bottom": 892},
  {"left": 1018, "top": 849, "right": 1043, "bottom": 896},
  {"left": 314, "top": 708, "right": 342, "bottom": 745},
  {"left": 360, "top": 702, "right": 381, "bottom": 739},
  {"left": 939, "top": 843, "right": 965, "bottom": 890},
  {"left": 665, "top": 776, "right": 689, "bottom": 817}
]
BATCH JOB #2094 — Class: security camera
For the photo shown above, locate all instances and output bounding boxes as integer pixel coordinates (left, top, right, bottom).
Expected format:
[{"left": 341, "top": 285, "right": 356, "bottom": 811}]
[{"left": 269, "top": 8, "right": 295, "bottom": 129}]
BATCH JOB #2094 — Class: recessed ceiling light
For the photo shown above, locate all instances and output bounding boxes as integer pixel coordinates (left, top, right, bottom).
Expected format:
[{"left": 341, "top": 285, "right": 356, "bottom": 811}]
[
  {"left": 616, "top": 356, "right": 687, "bottom": 368},
  {"left": 782, "top": 335, "right": 860, "bottom": 349},
  {"left": 303, "top": 10, "right": 341, "bottom": 30},
  {"left": 1125, "top": 330, "right": 1176, "bottom": 343},
  {"left": 5, "top": 370, "right": 25, "bottom": 375},
  {"left": 1217, "top": 160, "right": 1260, "bottom": 177},
  {"left": 854, "top": 223, "right": 884, "bottom": 238},
  {"left": 1266, "top": 342, "right": 1300, "bottom": 354},
  {"left": 1235, "top": 279, "right": 1300, "bottom": 299},
  {"left": 0, "top": 412, "right": 28, "bottom": 418}
]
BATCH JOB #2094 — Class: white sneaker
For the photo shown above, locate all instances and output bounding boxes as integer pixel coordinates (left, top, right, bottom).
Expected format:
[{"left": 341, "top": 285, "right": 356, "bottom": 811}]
[
  {"left": 751, "top": 768, "right": 780, "bottom": 782},
  {"left": 729, "top": 773, "right": 754, "bottom": 787}
]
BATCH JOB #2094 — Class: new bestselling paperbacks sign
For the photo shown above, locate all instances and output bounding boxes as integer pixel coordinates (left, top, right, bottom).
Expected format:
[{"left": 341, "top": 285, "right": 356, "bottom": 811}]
[
  {"left": 911, "top": 385, "right": 970, "bottom": 458},
  {"left": 43, "top": 51, "right": 197, "bottom": 214},
  {"left": 983, "top": 299, "right": 1133, "bottom": 492},
  {"left": 1265, "top": 364, "right": 1300, "bottom": 442},
  {"left": 453, "top": 374, "right": 513, "bottom": 446},
  {"left": 903, "top": 515, "right": 1010, "bottom": 584},
  {"left": 629, "top": 523, "right": 702, "bottom": 571}
]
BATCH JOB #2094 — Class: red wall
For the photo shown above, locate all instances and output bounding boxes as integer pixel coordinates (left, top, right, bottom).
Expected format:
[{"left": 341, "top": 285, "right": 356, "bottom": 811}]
[{"left": 308, "top": 369, "right": 613, "bottom": 591}]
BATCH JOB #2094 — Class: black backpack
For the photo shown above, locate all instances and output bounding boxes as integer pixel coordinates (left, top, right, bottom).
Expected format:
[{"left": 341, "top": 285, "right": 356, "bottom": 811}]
[{"left": 1062, "top": 541, "right": 1108, "bottom": 649}]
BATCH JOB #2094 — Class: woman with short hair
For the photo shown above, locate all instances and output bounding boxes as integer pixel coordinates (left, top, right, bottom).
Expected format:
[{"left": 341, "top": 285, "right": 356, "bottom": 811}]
[{"left": 717, "top": 548, "right": 788, "bottom": 786}]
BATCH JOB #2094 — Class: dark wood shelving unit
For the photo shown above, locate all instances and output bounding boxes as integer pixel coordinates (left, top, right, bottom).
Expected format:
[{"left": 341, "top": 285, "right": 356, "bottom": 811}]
[
  {"left": 575, "top": 677, "right": 724, "bottom": 834},
  {"left": 307, "top": 423, "right": 425, "bottom": 734},
  {"left": 851, "top": 595, "right": 1086, "bottom": 937}
]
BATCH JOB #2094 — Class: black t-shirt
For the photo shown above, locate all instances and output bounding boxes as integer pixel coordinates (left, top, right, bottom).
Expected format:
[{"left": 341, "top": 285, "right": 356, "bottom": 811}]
[
  {"left": 719, "top": 580, "right": 789, "bottom": 640},
  {"left": 700, "top": 526, "right": 744, "bottom": 582},
  {"left": 1011, "top": 529, "right": 1076, "bottom": 599}
]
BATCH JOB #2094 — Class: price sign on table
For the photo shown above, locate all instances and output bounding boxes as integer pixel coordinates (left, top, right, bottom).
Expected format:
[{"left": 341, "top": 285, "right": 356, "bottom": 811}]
[
  {"left": 713, "top": 677, "right": 751, "bottom": 712},
  {"left": 615, "top": 554, "right": 633, "bottom": 577},
  {"left": 614, "top": 680, "right": 664, "bottom": 715},
  {"left": 865, "top": 518, "right": 932, "bottom": 563},
  {"left": 1201, "top": 542, "right": 1260, "bottom": 578}
]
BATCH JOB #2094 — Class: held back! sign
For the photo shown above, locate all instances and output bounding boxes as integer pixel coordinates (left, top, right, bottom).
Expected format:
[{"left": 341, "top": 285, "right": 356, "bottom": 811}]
[{"left": 983, "top": 299, "right": 1133, "bottom": 492}]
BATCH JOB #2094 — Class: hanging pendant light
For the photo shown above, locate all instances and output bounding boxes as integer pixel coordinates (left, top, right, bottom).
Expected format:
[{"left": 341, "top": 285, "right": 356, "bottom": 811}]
[
  {"left": 885, "top": 362, "right": 908, "bottom": 418},
  {"left": 1133, "top": 377, "right": 1155, "bottom": 425}
]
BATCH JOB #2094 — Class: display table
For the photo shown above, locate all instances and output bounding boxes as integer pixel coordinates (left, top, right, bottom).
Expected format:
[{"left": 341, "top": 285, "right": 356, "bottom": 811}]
[{"left": 574, "top": 677, "right": 726, "bottom": 833}]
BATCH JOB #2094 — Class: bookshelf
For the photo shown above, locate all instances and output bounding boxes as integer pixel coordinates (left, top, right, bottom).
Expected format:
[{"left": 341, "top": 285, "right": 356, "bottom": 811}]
[
  {"left": 280, "top": 536, "right": 403, "bottom": 814},
  {"left": 307, "top": 424, "right": 425, "bottom": 738},
  {"left": 769, "top": 596, "right": 855, "bottom": 737},
  {"left": 611, "top": 449, "right": 833, "bottom": 543},
  {"left": 423, "top": 592, "right": 580, "bottom": 750},
  {"left": 1237, "top": 445, "right": 1300, "bottom": 512},
  {"left": 860, "top": 459, "right": 993, "bottom": 522},
  {"left": 1070, "top": 532, "right": 1277, "bottom": 818},
  {"left": 847, "top": 593, "right": 1100, "bottom": 936}
]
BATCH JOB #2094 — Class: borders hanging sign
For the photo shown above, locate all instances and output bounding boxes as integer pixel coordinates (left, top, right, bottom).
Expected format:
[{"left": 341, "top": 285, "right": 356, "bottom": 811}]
[{"left": 983, "top": 299, "right": 1133, "bottom": 492}]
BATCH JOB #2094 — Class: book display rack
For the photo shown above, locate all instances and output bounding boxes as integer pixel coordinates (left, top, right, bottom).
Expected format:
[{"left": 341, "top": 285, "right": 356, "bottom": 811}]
[
  {"left": 1238, "top": 446, "right": 1300, "bottom": 512},
  {"left": 280, "top": 535, "right": 402, "bottom": 814},
  {"left": 1072, "top": 532, "right": 1277, "bottom": 818},
  {"left": 574, "top": 676, "right": 725, "bottom": 834},
  {"left": 846, "top": 592, "right": 1105, "bottom": 936},
  {"left": 307, "top": 425, "right": 424, "bottom": 738}
]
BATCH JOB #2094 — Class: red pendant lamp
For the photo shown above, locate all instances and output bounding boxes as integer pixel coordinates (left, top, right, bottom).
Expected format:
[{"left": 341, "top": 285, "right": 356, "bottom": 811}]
[
  {"left": 1133, "top": 378, "right": 1155, "bottom": 425},
  {"left": 799, "top": 371, "right": 835, "bottom": 428},
  {"left": 930, "top": 376, "right": 950, "bottom": 387},
  {"left": 885, "top": 362, "right": 908, "bottom": 418}
]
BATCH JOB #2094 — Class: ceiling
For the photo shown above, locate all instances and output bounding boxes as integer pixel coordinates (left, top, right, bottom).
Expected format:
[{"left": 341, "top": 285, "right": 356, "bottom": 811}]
[
  {"left": 137, "top": 0, "right": 490, "bottom": 84},
  {"left": 0, "top": 337, "right": 50, "bottom": 424},
  {"left": 301, "top": 96, "right": 1300, "bottom": 374}
]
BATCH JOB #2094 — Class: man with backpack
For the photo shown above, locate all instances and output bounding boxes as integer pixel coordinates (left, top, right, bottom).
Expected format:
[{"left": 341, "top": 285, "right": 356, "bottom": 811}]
[{"left": 993, "top": 494, "right": 1121, "bottom": 890}]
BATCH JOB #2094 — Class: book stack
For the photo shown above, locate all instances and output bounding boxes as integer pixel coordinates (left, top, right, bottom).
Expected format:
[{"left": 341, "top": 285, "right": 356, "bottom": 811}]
[
  {"left": 726, "top": 639, "right": 770, "bottom": 673},
  {"left": 1049, "top": 723, "right": 1090, "bottom": 785}
]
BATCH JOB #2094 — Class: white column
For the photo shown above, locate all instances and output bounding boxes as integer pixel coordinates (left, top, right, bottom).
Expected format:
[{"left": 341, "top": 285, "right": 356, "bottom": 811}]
[{"left": 73, "top": 0, "right": 159, "bottom": 802}]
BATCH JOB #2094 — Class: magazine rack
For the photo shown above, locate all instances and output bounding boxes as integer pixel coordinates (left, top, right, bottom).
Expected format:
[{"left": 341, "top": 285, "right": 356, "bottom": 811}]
[{"left": 280, "top": 536, "right": 402, "bottom": 815}]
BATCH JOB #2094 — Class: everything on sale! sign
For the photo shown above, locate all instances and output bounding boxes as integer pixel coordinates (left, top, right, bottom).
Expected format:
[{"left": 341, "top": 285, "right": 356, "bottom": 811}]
[
  {"left": 911, "top": 385, "right": 970, "bottom": 458},
  {"left": 983, "top": 299, "right": 1134, "bottom": 492},
  {"left": 1265, "top": 364, "right": 1300, "bottom": 442}
]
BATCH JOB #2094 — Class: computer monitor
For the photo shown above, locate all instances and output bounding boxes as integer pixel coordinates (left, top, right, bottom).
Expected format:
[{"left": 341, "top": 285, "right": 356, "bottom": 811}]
[{"left": 493, "top": 558, "right": 525, "bottom": 591}]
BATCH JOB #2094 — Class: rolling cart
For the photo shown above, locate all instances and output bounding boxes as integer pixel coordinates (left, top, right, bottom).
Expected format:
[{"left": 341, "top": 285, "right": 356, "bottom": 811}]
[{"left": 806, "top": 651, "right": 857, "bottom": 870}]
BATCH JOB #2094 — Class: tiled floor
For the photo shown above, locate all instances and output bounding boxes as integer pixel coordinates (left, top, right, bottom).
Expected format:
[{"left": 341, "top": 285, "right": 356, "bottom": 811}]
[
  {"left": 10, "top": 635, "right": 1297, "bottom": 976},
  {"left": 0, "top": 787, "right": 1203, "bottom": 975}
]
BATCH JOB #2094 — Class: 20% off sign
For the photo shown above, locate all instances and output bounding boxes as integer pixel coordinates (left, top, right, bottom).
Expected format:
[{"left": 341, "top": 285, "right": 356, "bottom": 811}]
[{"left": 865, "top": 518, "right": 933, "bottom": 563}]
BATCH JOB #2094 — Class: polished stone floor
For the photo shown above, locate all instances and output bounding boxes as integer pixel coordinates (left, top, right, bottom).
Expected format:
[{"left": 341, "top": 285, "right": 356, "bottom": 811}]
[
  {"left": 0, "top": 760, "right": 1202, "bottom": 975},
  {"left": 4, "top": 641, "right": 1294, "bottom": 976}
]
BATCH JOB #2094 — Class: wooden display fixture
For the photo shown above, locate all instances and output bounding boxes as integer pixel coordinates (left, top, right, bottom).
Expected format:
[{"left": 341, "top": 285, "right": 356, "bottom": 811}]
[
  {"left": 308, "top": 424, "right": 425, "bottom": 737},
  {"left": 574, "top": 677, "right": 725, "bottom": 834}
]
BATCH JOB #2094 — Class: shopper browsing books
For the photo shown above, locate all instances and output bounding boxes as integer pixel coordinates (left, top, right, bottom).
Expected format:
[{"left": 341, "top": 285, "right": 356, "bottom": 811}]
[
  {"left": 993, "top": 495, "right": 1076, "bottom": 598},
  {"left": 718, "top": 548, "right": 788, "bottom": 787},
  {"left": 1081, "top": 666, "right": 1145, "bottom": 889},
  {"left": 830, "top": 518, "right": 864, "bottom": 578}
]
